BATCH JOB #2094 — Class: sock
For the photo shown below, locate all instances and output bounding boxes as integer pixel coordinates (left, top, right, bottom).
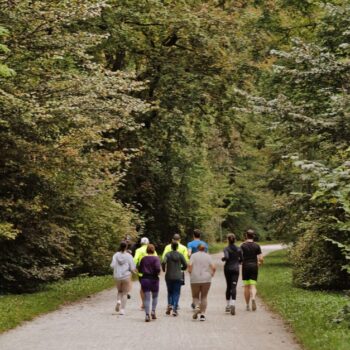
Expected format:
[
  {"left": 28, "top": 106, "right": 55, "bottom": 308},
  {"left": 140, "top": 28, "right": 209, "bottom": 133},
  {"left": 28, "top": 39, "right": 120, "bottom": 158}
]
[
  {"left": 226, "top": 300, "right": 230, "bottom": 306},
  {"left": 230, "top": 300, "right": 236, "bottom": 306}
]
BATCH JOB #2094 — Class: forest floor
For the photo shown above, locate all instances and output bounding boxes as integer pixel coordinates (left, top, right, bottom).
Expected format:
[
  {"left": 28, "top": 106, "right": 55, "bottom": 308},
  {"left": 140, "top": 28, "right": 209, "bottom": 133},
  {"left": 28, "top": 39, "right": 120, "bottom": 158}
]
[{"left": 0, "top": 244, "right": 301, "bottom": 350}]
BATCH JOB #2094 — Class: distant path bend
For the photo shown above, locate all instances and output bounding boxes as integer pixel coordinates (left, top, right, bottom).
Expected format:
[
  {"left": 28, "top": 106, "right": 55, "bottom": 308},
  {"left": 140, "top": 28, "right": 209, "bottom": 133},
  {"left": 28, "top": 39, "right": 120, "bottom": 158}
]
[{"left": 0, "top": 244, "right": 300, "bottom": 350}]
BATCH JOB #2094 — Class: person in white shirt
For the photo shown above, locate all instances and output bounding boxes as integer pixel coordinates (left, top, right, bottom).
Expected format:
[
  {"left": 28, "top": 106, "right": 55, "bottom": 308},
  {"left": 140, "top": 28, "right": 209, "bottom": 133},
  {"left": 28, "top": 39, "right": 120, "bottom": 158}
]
[{"left": 188, "top": 244, "right": 216, "bottom": 321}]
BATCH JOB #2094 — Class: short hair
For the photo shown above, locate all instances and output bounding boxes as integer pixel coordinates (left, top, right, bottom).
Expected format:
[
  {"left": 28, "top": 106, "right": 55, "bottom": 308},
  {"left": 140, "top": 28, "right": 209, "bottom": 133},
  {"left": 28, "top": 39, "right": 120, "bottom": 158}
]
[
  {"left": 246, "top": 229, "right": 255, "bottom": 239},
  {"left": 227, "top": 233, "right": 236, "bottom": 244},
  {"left": 119, "top": 241, "right": 127, "bottom": 252},
  {"left": 146, "top": 244, "right": 155, "bottom": 255},
  {"left": 198, "top": 244, "right": 206, "bottom": 252},
  {"left": 171, "top": 242, "right": 178, "bottom": 251},
  {"left": 193, "top": 229, "right": 201, "bottom": 238},
  {"left": 173, "top": 233, "right": 181, "bottom": 241}
]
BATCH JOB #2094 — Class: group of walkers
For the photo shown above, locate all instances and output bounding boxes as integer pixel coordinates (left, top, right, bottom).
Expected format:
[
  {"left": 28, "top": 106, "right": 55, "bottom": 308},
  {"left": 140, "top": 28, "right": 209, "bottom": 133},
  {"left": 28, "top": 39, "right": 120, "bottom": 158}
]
[{"left": 110, "top": 229, "right": 263, "bottom": 322}]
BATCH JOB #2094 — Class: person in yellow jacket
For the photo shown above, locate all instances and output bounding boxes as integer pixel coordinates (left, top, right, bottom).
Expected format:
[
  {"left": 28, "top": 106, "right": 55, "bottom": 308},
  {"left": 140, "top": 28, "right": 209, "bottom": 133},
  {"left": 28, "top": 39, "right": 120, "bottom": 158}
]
[
  {"left": 162, "top": 234, "right": 189, "bottom": 262},
  {"left": 134, "top": 237, "right": 158, "bottom": 309}
]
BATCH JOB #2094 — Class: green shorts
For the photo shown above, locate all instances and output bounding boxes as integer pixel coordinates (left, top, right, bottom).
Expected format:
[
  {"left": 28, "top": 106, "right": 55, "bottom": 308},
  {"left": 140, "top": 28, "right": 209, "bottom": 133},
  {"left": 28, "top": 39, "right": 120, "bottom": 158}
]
[{"left": 243, "top": 279, "right": 257, "bottom": 285}]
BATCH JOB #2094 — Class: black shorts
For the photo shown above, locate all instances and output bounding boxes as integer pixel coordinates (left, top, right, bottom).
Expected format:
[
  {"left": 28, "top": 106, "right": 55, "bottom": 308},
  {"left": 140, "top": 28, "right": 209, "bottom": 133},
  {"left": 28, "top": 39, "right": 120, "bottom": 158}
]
[{"left": 242, "top": 263, "right": 258, "bottom": 281}]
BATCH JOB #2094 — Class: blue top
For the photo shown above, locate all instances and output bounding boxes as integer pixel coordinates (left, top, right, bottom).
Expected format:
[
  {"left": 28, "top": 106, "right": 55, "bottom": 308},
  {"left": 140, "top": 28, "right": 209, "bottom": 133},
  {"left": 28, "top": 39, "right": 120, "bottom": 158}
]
[{"left": 187, "top": 240, "right": 208, "bottom": 254}]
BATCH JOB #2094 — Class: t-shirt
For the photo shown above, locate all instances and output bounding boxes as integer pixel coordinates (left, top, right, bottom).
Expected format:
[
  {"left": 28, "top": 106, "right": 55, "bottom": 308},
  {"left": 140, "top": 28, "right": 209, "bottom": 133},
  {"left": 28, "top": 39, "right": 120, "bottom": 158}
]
[
  {"left": 240, "top": 241, "right": 262, "bottom": 265},
  {"left": 223, "top": 244, "right": 242, "bottom": 271},
  {"left": 187, "top": 240, "right": 208, "bottom": 254},
  {"left": 189, "top": 251, "right": 213, "bottom": 284}
]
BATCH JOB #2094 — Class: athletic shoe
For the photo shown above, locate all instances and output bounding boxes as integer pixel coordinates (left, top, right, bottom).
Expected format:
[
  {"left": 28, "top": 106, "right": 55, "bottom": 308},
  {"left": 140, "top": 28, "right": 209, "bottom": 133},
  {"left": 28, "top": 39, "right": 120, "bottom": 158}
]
[
  {"left": 145, "top": 314, "right": 150, "bottom": 322},
  {"left": 115, "top": 300, "right": 121, "bottom": 312},
  {"left": 192, "top": 308, "right": 201, "bottom": 320},
  {"left": 252, "top": 299, "right": 257, "bottom": 311},
  {"left": 246, "top": 305, "right": 250, "bottom": 311},
  {"left": 191, "top": 303, "right": 196, "bottom": 310},
  {"left": 151, "top": 311, "right": 157, "bottom": 320},
  {"left": 199, "top": 314, "right": 206, "bottom": 321},
  {"left": 225, "top": 305, "right": 231, "bottom": 313},
  {"left": 119, "top": 309, "right": 125, "bottom": 315},
  {"left": 172, "top": 310, "right": 178, "bottom": 317},
  {"left": 127, "top": 294, "right": 131, "bottom": 299},
  {"left": 166, "top": 304, "right": 172, "bottom": 315},
  {"left": 230, "top": 305, "right": 235, "bottom": 315}
]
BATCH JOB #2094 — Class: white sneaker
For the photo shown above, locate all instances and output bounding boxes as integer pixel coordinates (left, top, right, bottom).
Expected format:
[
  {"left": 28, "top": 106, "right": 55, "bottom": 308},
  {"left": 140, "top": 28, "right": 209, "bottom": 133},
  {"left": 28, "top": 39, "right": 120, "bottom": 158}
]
[
  {"left": 119, "top": 309, "right": 125, "bottom": 315},
  {"left": 199, "top": 314, "right": 206, "bottom": 321},
  {"left": 115, "top": 300, "right": 121, "bottom": 312}
]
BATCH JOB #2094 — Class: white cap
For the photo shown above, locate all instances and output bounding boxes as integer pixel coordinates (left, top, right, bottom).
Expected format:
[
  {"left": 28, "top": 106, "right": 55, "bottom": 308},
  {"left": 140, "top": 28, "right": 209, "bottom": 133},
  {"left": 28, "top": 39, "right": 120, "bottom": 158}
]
[{"left": 140, "top": 237, "right": 149, "bottom": 245}]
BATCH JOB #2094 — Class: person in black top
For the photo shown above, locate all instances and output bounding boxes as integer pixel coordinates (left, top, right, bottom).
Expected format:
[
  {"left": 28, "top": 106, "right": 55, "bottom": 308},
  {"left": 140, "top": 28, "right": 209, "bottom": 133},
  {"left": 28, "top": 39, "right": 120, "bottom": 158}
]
[
  {"left": 240, "top": 229, "right": 263, "bottom": 311},
  {"left": 222, "top": 233, "right": 242, "bottom": 315}
]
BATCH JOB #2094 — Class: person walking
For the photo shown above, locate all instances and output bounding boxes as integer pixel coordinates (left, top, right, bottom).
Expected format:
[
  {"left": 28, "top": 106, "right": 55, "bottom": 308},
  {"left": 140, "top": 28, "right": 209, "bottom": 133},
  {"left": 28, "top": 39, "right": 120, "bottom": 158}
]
[
  {"left": 134, "top": 237, "right": 158, "bottom": 309},
  {"left": 139, "top": 244, "right": 161, "bottom": 322},
  {"left": 240, "top": 229, "right": 263, "bottom": 311},
  {"left": 187, "top": 229, "right": 209, "bottom": 309},
  {"left": 162, "top": 242, "right": 187, "bottom": 316},
  {"left": 188, "top": 244, "right": 216, "bottom": 321},
  {"left": 110, "top": 241, "right": 137, "bottom": 315},
  {"left": 222, "top": 233, "right": 242, "bottom": 315}
]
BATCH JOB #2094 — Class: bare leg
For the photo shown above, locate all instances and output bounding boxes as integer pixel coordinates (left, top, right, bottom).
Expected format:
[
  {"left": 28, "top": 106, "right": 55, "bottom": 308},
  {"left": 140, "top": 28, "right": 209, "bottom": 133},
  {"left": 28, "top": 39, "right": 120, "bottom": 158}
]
[
  {"left": 251, "top": 285, "right": 257, "bottom": 300},
  {"left": 244, "top": 285, "right": 250, "bottom": 306},
  {"left": 140, "top": 289, "right": 145, "bottom": 308}
]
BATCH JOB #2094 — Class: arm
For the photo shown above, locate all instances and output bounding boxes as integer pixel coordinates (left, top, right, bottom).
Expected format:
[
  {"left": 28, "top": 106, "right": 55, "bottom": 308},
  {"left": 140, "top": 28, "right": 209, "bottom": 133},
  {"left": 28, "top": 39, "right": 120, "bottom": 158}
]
[
  {"left": 161, "top": 245, "right": 170, "bottom": 261},
  {"left": 239, "top": 248, "right": 243, "bottom": 264},
  {"left": 210, "top": 263, "right": 216, "bottom": 276},
  {"left": 129, "top": 256, "right": 137, "bottom": 274},
  {"left": 180, "top": 254, "right": 187, "bottom": 271},
  {"left": 188, "top": 255, "right": 193, "bottom": 273},
  {"left": 161, "top": 255, "right": 167, "bottom": 272},
  {"left": 110, "top": 255, "right": 116, "bottom": 269},
  {"left": 155, "top": 257, "right": 161, "bottom": 275},
  {"left": 221, "top": 247, "right": 229, "bottom": 262},
  {"left": 257, "top": 244, "right": 263, "bottom": 266}
]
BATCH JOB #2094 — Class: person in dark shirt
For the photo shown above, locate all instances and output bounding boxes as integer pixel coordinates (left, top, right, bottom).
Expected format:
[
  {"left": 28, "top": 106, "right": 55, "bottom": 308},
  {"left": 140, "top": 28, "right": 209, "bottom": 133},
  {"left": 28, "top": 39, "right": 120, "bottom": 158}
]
[
  {"left": 139, "top": 244, "right": 161, "bottom": 322},
  {"left": 240, "top": 229, "right": 263, "bottom": 311},
  {"left": 222, "top": 233, "right": 242, "bottom": 315},
  {"left": 162, "top": 242, "right": 187, "bottom": 316}
]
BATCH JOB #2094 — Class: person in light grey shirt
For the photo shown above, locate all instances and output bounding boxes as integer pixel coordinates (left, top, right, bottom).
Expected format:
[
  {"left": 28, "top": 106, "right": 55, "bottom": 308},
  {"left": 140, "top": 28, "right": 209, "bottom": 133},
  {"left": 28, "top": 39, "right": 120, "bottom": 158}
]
[
  {"left": 110, "top": 241, "right": 137, "bottom": 315},
  {"left": 188, "top": 244, "right": 216, "bottom": 321}
]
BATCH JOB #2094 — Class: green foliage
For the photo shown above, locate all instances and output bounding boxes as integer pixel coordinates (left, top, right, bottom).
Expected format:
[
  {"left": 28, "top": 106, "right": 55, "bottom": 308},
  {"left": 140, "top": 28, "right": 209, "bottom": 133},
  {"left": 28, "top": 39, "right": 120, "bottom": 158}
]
[
  {"left": 0, "top": 1, "right": 147, "bottom": 292},
  {"left": 245, "top": 1, "right": 350, "bottom": 289},
  {"left": 260, "top": 250, "right": 350, "bottom": 350}
]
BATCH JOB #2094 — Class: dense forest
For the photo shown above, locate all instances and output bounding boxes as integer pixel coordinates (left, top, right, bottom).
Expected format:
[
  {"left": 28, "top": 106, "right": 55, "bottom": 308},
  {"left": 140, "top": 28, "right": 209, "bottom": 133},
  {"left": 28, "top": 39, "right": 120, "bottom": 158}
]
[{"left": 0, "top": 0, "right": 349, "bottom": 293}]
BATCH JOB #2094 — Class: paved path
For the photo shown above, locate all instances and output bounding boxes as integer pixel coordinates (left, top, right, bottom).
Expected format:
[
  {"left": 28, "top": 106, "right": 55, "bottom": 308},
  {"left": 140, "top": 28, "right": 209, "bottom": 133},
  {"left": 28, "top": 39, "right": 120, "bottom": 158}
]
[{"left": 0, "top": 244, "right": 300, "bottom": 350}]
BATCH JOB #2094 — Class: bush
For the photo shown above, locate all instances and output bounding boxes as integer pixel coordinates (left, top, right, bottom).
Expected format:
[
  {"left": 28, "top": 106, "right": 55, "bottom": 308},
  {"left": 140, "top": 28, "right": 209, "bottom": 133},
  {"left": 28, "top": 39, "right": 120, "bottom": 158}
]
[{"left": 291, "top": 231, "right": 349, "bottom": 290}]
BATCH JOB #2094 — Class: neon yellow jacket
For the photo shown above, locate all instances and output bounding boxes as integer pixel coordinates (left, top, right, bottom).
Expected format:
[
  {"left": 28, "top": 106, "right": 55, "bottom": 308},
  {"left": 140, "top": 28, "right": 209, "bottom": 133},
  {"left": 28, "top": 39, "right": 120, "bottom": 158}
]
[
  {"left": 162, "top": 242, "right": 189, "bottom": 262},
  {"left": 134, "top": 245, "right": 158, "bottom": 276}
]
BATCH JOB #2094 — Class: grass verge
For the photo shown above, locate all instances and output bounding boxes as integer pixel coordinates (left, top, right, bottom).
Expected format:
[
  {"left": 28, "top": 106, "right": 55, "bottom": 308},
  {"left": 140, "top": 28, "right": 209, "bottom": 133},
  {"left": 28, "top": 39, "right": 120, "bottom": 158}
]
[
  {"left": 0, "top": 275, "right": 114, "bottom": 333},
  {"left": 259, "top": 249, "right": 350, "bottom": 350}
]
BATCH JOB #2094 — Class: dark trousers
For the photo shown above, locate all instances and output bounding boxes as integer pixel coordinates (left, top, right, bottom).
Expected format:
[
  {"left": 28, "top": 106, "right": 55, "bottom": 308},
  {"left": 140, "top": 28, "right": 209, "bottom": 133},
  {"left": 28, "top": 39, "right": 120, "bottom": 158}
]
[
  {"left": 224, "top": 269, "right": 239, "bottom": 300},
  {"left": 166, "top": 279, "right": 182, "bottom": 310}
]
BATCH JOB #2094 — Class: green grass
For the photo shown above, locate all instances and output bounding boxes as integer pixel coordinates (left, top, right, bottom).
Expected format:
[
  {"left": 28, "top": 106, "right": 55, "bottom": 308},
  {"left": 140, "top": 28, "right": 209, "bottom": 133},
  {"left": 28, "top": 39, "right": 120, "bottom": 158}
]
[
  {"left": 259, "top": 250, "right": 350, "bottom": 350},
  {"left": 0, "top": 275, "right": 114, "bottom": 333}
]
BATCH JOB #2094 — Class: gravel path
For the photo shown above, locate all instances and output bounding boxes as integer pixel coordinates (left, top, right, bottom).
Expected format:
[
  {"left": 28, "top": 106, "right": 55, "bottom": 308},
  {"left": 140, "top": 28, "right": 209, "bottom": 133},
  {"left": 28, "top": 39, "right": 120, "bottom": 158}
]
[{"left": 0, "top": 244, "right": 300, "bottom": 350}]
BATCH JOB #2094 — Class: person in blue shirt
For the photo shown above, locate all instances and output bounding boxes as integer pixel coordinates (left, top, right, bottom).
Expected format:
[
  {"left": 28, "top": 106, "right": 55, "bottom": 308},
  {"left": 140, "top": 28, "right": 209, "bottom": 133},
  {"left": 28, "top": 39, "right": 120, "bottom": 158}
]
[{"left": 187, "top": 229, "right": 208, "bottom": 257}]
